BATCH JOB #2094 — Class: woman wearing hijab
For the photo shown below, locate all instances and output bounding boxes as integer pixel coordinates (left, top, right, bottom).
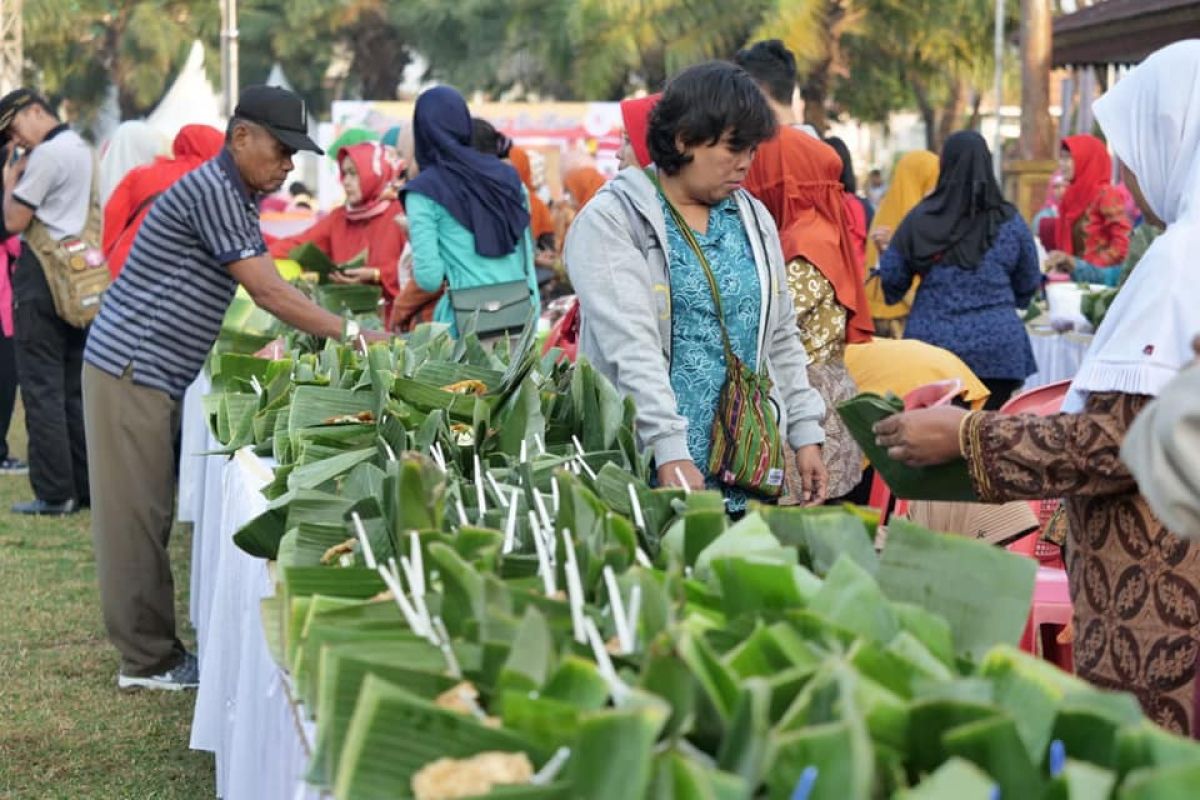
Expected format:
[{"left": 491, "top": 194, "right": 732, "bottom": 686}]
[
  {"left": 864, "top": 150, "right": 940, "bottom": 336},
  {"left": 872, "top": 41, "right": 1200, "bottom": 734},
  {"left": 1031, "top": 170, "right": 1066, "bottom": 251},
  {"left": 268, "top": 141, "right": 412, "bottom": 324},
  {"left": 403, "top": 86, "right": 538, "bottom": 338},
  {"left": 563, "top": 166, "right": 606, "bottom": 212},
  {"left": 102, "top": 124, "right": 224, "bottom": 278},
  {"left": 744, "top": 127, "right": 872, "bottom": 499},
  {"left": 824, "top": 136, "right": 871, "bottom": 267},
  {"left": 878, "top": 132, "right": 1040, "bottom": 409},
  {"left": 98, "top": 121, "right": 170, "bottom": 206},
  {"left": 1044, "top": 134, "right": 1132, "bottom": 285},
  {"left": 617, "top": 94, "right": 661, "bottom": 170},
  {"left": 507, "top": 145, "right": 556, "bottom": 253}
]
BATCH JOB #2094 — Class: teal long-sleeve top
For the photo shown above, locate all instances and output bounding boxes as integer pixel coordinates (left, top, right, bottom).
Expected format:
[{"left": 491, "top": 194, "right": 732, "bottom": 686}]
[{"left": 406, "top": 191, "right": 539, "bottom": 336}]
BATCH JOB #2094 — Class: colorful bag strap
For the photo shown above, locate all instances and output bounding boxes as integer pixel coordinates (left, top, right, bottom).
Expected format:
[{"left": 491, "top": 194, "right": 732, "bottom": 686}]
[{"left": 646, "top": 170, "right": 737, "bottom": 366}]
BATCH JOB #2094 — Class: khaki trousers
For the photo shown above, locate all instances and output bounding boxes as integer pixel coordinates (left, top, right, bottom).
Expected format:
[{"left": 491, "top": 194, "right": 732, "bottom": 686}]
[{"left": 82, "top": 364, "right": 185, "bottom": 677}]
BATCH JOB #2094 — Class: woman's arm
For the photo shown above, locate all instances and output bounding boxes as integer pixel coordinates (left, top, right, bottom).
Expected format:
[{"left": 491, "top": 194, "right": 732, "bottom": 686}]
[
  {"left": 878, "top": 243, "right": 916, "bottom": 305},
  {"left": 564, "top": 196, "right": 690, "bottom": 466},
  {"left": 1008, "top": 217, "right": 1043, "bottom": 307},
  {"left": 1082, "top": 186, "right": 1132, "bottom": 267},
  {"left": 1122, "top": 359, "right": 1200, "bottom": 536},
  {"left": 523, "top": 228, "right": 541, "bottom": 319},
  {"left": 1071, "top": 259, "right": 1123, "bottom": 287},
  {"left": 406, "top": 193, "right": 450, "bottom": 293},
  {"left": 961, "top": 392, "right": 1147, "bottom": 502}
]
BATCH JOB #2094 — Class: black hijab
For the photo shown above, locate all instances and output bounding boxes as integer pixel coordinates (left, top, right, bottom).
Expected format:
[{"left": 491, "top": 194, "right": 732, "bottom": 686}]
[
  {"left": 824, "top": 135, "right": 857, "bottom": 194},
  {"left": 891, "top": 130, "right": 1017, "bottom": 272}
]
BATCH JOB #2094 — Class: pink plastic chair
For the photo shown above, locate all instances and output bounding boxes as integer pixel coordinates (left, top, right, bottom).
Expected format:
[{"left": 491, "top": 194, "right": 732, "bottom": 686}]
[
  {"left": 1001, "top": 380, "right": 1072, "bottom": 567},
  {"left": 867, "top": 379, "right": 966, "bottom": 520},
  {"left": 1018, "top": 567, "right": 1074, "bottom": 672},
  {"left": 999, "top": 379, "right": 1072, "bottom": 416},
  {"left": 1001, "top": 381, "right": 1074, "bottom": 669}
]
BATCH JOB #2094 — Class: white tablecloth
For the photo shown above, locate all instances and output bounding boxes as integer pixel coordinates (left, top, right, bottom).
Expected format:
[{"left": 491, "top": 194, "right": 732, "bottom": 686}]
[
  {"left": 181, "top": 377, "right": 323, "bottom": 800},
  {"left": 1023, "top": 328, "right": 1094, "bottom": 389}
]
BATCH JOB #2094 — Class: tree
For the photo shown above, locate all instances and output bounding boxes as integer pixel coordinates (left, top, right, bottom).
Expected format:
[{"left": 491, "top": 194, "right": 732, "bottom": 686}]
[
  {"left": 835, "top": 0, "right": 1016, "bottom": 152},
  {"left": 403, "top": 0, "right": 768, "bottom": 101},
  {"left": 22, "top": 0, "right": 413, "bottom": 128},
  {"left": 23, "top": 0, "right": 213, "bottom": 124}
]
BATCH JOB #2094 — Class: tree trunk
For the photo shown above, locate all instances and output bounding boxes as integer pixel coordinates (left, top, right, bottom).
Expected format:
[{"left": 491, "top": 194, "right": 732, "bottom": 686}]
[
  {"left": 349, "top": 13, "right": 410, "bottom": 100},
  {"left": 911, "top": 78, "right": 937, "bottom": 152},
  {"left": 801, "top": 59, "right": 831, "bottom": 133},
  {"left": 641, "top": 46, "right": 668, "bottom": 93},
  {"left": 933, "top": 76, "right": 967, "bottom": 151},
  {"left": 967, "top": 88, "right": 983, "bottom": 130},
  {"left": 1019, "top": 0, "right": 1054, "bottom": 160}
]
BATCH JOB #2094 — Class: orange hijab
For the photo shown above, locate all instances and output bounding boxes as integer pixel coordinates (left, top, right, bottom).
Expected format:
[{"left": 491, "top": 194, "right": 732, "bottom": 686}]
[
  {"left": 563, "top": 166, "right": 606, "bottom": 210},
  {"left": 508, "top": 146, "right": 555, "bottom": 241},
  {"left": 745, "top": 127, "right": 874, "bottom": 344}
]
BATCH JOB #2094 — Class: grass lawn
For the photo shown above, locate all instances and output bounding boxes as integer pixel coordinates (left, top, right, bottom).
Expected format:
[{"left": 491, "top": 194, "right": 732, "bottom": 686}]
[{"left": 0, "top": 404, "right": 214, "bottom": 799}]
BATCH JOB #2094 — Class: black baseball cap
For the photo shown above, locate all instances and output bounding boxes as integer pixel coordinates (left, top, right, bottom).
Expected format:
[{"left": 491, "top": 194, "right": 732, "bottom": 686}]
[
  {"left": 233, "top": 85, "right": 323, "bottom": 155},
  {"left": 0, "top": 88, "right": 47, "bottom": 137}
]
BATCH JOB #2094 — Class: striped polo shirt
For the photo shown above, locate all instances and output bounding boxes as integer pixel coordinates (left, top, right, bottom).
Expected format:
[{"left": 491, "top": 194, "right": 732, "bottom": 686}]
[{"left": 85, "top": 148, "right": 267, "bottom": 399}]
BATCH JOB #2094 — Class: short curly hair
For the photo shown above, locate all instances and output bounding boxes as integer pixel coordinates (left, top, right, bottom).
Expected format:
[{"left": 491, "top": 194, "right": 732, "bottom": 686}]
[{"left": 647, "top": 61, "right": 777, "bottom": 177}]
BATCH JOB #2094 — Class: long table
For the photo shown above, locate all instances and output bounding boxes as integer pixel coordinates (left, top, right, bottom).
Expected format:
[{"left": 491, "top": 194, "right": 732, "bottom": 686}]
[
  {"left": 180, "top": 377, "right": 323, "bottom": 800},
  {"left": 1024, "top": 327, "right": 1093, "bottom": 389}
]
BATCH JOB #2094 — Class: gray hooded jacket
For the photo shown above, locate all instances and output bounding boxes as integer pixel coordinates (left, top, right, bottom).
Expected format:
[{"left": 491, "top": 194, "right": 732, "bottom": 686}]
[{"left": 563, "top": 167, "right": 825, "bottom": 467}]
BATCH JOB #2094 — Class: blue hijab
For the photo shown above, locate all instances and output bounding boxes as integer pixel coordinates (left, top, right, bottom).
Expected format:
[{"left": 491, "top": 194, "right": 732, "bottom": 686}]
[{"left": 403, "top": 86, "right": 530, "bottom": 258}]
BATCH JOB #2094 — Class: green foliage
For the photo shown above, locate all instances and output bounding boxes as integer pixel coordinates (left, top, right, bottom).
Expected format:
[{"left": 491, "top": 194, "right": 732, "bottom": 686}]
[{"left": 27, "top": 0, "right": 1017, "bottom": 143}]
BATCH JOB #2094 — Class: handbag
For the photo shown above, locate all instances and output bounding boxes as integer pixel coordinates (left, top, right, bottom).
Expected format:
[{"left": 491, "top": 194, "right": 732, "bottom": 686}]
[
  {"left": 448, "top": 278, "right": 533, "bottom": 339},
  {"left": 654, "top": 178, "right": 788, "bottom": 499},
  {"left": 23, "top": 157, "right": 110, "bottom": 328}
]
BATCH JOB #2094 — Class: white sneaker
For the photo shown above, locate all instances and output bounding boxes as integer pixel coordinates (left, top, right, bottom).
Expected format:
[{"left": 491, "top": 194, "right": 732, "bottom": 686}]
[{"left": 117, "top": 652, "right": 199, "bottom": 691}]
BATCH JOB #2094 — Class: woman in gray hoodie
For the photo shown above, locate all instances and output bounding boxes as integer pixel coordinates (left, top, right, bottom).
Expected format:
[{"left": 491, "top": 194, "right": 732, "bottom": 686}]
[{"left": 564, "top": 62, "right": 828, "bottom": 511}]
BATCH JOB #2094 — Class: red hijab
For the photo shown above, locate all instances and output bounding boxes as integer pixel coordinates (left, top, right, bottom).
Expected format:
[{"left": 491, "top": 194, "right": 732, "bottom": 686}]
[
  {"left": 338, "top": 141, "right": 396, "bottom": 221},
  {"left": 508, "top": 146, "right": 555, "bottom": 240},
  {"left": 269, "top": 141, "right": 408, "bottom": 319},
  {"left": 744, "top": 127, "right": 874, "bottom": 344},
  {"left": 619, "top": 94, "right": 661, "bottom": 168},
  {"left": 1056, "top": 134, "right": 1112, "bottom": 255},
  {"left": 102, "top": 124, "right": 225, "bottom": 277}
]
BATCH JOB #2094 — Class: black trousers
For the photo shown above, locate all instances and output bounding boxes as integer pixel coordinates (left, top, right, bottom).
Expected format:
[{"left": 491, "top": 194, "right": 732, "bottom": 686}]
[
  {"left": 12, "top": 248, "right": 89, "bottom": 504},
  {"left": 0, "top": 329, "right": 17, "bottom": 463},
  {"left": 981, "top": 378, "right": 1024, "bottom": 411}
]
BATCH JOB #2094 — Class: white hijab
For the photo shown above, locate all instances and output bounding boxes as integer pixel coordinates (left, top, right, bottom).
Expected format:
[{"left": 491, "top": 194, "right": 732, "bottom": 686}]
[
  {"left": 99, "top": 120, "right": 170, "bottom": 205},
  {"left": 1064, "top": 41, "right": 1200, "bottom": 412}
]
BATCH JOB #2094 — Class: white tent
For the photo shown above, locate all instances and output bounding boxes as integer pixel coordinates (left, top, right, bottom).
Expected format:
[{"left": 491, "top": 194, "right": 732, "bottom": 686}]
[{"left": 146, "top": 40, "right": 224, "bottom": 138}]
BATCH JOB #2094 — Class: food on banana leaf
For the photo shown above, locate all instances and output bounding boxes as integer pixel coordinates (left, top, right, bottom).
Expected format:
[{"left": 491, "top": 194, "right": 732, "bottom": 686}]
[
  {"left": 200, "top": 327, "right": 1200, "bottom": 800},
  {"left": 411, "top": 751, "right": 534, "bottom": 800}
]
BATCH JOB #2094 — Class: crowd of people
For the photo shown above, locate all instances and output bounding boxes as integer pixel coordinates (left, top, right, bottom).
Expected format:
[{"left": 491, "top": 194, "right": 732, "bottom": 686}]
[{"left": 0, "top": 31, "right": 1196, "bottom": 740}]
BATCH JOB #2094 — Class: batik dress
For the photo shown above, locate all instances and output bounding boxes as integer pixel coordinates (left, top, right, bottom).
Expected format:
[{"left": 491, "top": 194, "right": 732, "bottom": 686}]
[
  {"left": 961, "top": 394, "right": 1200, "bottom": 734},
  {"left": 661, "top": 195, "right": 761, "bottom": 512}
]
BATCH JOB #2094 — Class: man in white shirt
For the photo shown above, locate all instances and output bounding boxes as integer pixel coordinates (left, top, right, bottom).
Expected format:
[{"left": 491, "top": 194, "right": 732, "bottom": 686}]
[{"left": 0, "top": 89, "right": 94, "bottom": 515}]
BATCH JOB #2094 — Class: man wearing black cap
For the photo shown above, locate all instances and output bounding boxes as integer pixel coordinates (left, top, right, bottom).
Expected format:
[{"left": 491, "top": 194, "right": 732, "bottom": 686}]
[
  {"left": 0, "top": 88, "right": 94, "bottom": 516},
  {"left": 83, "top": 85, "right": 389, "bottom": 691}
]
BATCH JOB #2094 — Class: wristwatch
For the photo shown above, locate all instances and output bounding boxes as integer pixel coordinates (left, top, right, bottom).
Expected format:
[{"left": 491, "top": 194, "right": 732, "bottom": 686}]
[{"left": 342, "top": 319, "right": 361, "bottom": 342}]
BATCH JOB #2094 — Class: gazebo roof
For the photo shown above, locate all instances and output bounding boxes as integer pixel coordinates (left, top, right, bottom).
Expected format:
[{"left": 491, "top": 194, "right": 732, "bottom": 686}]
[{"left": 1053, "top": 0, "right": 1200, "bottom": 67}]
